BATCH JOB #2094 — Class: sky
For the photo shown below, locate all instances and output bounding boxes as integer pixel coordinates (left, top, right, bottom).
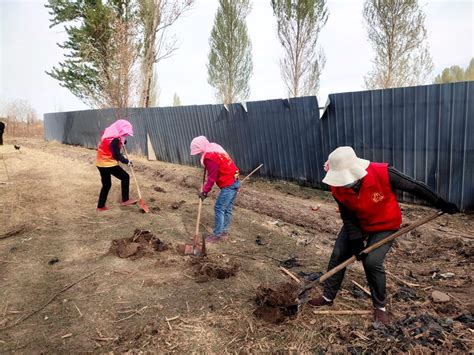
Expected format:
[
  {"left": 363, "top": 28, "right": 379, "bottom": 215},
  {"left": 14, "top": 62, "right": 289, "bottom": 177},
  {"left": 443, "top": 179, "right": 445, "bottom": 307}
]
[{"left": 0, "top": 0, "right": 473, "bottom": 119}]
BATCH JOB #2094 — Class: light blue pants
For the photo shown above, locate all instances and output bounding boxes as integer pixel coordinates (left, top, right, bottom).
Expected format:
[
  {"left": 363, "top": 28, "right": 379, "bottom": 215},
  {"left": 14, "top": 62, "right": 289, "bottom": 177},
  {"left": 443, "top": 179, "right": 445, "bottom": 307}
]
[{"left": 213, "top": 180, "right": 240, "bottom": 236}]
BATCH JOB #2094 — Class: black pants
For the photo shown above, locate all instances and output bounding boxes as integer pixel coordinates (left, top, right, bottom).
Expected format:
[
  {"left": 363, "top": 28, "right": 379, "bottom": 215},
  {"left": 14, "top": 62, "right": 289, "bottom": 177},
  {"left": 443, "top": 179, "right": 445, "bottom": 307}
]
[
  {"left": 0, "top": 131, "right": 3, "bottom": 145},
  {"left": 323, "top": 227, "right": 395, "bottom": 308},
  {"left": 97, "top": 166, "right": 130, "bottom": 208}
]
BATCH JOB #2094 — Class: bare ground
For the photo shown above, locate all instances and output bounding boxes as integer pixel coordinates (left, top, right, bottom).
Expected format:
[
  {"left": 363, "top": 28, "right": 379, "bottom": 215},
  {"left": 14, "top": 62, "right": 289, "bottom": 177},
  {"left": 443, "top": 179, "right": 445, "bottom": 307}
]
[{"left": 0, "top": 139, "right": 472, "bottom": 353}]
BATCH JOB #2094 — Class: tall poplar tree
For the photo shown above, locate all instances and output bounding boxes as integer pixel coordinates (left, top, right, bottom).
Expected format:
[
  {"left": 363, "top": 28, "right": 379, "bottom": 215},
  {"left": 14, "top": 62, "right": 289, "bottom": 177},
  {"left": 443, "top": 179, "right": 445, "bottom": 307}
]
[
  {"left": 207, "top": 0, "right": 253, "bottom": 104},
  {"left": 271, "top": 0, "right": 328, "bottom": 97},
  {"left": 363, "top": 0, "right": 433, "bottom": 89}
]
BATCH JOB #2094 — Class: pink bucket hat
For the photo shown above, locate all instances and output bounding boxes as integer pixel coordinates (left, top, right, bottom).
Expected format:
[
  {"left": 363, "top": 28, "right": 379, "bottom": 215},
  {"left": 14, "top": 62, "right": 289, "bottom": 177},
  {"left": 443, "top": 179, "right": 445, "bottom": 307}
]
[
  {"left": 190, "top": 136, "right": 227, "bottom": 166},
  {"left": 101, "top": 119, "right": 134, "bottom": 140}
]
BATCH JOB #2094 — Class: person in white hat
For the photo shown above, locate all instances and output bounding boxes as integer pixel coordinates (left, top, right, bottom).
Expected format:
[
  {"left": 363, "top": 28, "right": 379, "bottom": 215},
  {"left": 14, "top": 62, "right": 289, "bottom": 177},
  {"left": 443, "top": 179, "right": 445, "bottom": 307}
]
[{"left": 309, "top": 146, "right": 459, "bottom": 325}]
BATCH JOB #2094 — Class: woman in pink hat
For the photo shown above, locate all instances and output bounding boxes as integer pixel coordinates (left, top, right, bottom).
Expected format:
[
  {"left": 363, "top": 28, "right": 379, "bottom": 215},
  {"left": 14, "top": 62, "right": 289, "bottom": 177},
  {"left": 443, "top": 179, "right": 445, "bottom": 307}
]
[
  {"left": 190, "top": 136, "right": 240, "bottom": 243},
  {"left": 95, "top": 119, "right": 137, "bottom": 211},
  {"left": 309, "top": 146, "right": 459, "bottom": 325}
]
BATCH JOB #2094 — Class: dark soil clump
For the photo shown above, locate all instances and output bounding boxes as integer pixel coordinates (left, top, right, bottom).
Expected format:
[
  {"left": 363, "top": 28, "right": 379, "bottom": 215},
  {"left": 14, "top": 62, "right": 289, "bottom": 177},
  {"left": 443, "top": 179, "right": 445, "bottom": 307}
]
[
  {"left": 189, "top": 257, "right": 240, "bottom": 282},
  {"left": 254, "top": 282, "right": 299, "bottom": 324},
  {"left": 110, "top": 229, "right": 169, "bottom": 259},
  {"left": 171, "top": 200, "right": 186, "bottom": 210},
  {"left": 153, "top": 186, "right": 166, "bottom": 193}
]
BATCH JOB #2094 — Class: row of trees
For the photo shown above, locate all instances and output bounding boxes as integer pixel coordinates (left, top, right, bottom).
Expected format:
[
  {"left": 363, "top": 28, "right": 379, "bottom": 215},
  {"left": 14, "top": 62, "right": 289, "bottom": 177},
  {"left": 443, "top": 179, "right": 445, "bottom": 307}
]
[{"left": 47, "top": 0, "right": 470, "bottom": 110}]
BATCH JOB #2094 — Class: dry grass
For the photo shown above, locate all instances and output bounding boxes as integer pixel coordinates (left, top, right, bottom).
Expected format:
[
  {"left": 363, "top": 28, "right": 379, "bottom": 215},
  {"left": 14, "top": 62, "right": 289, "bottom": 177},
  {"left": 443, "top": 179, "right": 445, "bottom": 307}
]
[{"left": 0, "top": 138, "right": 472, "bottom": 353}]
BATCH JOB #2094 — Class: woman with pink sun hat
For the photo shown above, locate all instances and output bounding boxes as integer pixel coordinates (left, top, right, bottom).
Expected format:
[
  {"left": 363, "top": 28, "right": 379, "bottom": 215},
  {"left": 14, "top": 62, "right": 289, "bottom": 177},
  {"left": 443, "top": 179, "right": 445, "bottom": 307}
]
[{"left": 95, "top": 119, "right": 137, "bottom": 211}]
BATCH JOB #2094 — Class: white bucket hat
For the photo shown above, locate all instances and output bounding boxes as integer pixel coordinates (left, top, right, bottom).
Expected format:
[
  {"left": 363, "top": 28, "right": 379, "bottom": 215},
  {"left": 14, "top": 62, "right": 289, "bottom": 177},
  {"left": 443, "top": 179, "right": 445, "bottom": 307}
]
[{"left": 322, "top": 146, "right": 370, "bottom": 187}]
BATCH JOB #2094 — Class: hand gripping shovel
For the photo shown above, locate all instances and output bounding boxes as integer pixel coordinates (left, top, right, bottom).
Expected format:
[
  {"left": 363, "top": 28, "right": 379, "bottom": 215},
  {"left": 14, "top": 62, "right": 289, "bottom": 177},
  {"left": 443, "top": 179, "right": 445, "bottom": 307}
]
[
  {"left": 123, "top": 146, "right": 150, "bottom": 213},
  {"left": 297, "top": 210, "right": 444, "bottom": 305}
]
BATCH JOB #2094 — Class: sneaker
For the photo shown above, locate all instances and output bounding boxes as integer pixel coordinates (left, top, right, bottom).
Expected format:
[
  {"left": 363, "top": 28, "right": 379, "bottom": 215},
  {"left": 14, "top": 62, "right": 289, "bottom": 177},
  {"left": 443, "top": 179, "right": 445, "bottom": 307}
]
[
  {"left": 307, "top": 295, "right": 333, "bottom": 308},
  {"left": 205, "top": 235, "right": 221, "bottom": 244},
  {"left": 121, "top": 199, "right": 138, "bottom": 206},
  {"left": 374, "top": 308, "right": 390, "bottom": 326},
  {"left": 96, "top": 206, "right": 110, "bottom": 212}
]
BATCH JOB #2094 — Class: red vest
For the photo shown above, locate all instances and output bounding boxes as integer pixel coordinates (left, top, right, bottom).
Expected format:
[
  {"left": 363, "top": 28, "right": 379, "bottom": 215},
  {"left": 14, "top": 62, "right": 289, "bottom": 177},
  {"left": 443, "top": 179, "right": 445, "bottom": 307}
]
[
  {"left": 96, "top": 137, "right": 119, "bottom": 167},
  {"left": 204, "top": 152, "right": 240, "bottom": 188},
  {"left": 331, "top": 163, "right": 402, "bottom": 233}
]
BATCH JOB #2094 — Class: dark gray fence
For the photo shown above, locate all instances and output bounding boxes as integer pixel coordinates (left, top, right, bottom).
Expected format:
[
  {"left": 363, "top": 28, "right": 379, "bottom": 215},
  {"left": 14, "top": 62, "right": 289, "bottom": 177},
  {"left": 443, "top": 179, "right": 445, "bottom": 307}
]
[{"left": 44, "top": 81, "right": 474, "bottom": 210}]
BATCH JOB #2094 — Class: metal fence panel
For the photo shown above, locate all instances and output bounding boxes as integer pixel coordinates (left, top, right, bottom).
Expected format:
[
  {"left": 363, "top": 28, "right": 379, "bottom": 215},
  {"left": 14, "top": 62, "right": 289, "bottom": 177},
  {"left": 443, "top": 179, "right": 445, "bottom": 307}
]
[{"left": 44, "top": 81, "right": 474, "bottom": 210}]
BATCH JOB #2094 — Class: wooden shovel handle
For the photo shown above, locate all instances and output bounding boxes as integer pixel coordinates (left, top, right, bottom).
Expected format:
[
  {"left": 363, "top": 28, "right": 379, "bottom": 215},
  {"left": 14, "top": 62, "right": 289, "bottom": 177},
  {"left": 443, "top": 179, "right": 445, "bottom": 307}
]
[
  {"left": 241, "top": 164, "right": 263, "bottom": 183},
  {"left": 302, "top": 210, "right": 443, "bottom": 292},
  {"left": 123, "top": 146, "right": 142, "bottom": 199}
]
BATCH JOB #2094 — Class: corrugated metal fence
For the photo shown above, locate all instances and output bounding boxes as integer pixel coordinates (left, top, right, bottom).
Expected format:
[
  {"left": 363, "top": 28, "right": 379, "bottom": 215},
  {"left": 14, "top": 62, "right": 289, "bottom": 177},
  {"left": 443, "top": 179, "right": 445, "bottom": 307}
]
[{"left": 44, "top": 81, "right": 474, "bottom": 210}]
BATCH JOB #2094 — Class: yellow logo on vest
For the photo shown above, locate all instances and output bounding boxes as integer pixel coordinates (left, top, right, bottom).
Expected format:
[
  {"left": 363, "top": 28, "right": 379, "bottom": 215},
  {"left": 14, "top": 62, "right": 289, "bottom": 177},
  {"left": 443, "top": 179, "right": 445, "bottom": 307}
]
[{"left": 372, "top": 192, "right": 384, "bottom": 203}]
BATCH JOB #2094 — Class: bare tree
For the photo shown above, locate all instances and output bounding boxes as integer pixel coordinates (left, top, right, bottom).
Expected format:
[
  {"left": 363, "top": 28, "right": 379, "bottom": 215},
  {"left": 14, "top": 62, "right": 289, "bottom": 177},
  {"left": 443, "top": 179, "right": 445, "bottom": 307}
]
[
  {"left": 137, "top": 0, "right": 194, "bottom": 107},
  {"left": 271, "top": 0, "right": 328, "bottom": 97},
  {"left": 363, "top": 0, "right": 433, "bottom": 89},
  {"left": 207, "top": 0, "right": 253, "bottom": 104},
  {"left": 2, "top": 99, "right": 42, "bottom": 136}
]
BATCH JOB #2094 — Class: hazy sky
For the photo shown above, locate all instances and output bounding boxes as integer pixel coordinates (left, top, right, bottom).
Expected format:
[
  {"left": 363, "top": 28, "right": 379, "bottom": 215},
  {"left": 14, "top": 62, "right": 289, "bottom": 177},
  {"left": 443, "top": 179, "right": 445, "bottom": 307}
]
[{"left": 0, "top": 0, "right": 473, "bottom": 119}]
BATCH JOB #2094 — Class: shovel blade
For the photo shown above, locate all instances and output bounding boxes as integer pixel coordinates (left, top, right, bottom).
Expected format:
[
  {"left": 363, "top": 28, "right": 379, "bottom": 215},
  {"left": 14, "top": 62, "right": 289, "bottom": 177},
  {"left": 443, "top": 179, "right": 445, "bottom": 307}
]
[{"left": 138, "top": 199, "right": 150, "bottom": 213}]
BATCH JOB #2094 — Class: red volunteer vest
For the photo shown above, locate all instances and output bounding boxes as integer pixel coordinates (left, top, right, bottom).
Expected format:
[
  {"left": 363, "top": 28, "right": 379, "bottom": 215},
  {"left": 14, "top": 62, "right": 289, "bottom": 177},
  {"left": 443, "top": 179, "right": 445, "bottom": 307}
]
[
  {"left": 96, "top": 137, "right": 120, "bottom": 167},
  {"left": 204, "top": 151, "right": 240, "bottom": 188},
  {"left": 331, "top": 163, "right": 402, "bottom": 233}
]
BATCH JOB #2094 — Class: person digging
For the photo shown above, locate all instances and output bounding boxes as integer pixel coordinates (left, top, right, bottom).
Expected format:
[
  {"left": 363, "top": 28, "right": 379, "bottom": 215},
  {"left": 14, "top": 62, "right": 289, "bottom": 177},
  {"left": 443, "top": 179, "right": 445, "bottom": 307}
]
[
  {"left": 95, "top": 119, "right": 137, "bottom": 212},
  {"left": 190, "top": 136, "right": 240, "bottom": 243},
  {"left": 309, "top": 146, "right": 459, "bottom": 325}
]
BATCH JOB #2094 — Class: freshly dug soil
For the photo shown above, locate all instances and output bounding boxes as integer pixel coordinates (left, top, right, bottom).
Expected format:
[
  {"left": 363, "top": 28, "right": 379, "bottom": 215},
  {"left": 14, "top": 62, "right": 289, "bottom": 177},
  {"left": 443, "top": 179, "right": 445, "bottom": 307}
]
[
  {"left": 254, "top": 282, "right": 300, "bottom": 324},
  {"left": 109, "top": 229, "right": 169, "bottom": 259},
  {"left": 189, "top": 257, "right": 240, "bottom": 282}
]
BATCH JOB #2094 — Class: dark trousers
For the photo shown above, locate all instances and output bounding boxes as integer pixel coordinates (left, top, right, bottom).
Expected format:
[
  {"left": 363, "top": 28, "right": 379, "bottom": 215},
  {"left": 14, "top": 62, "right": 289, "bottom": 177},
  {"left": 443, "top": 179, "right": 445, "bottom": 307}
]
[
  {"left": 97, "top": 166, "right": 130, "bottom": 208},
  {"left": 323, "top": 227, "right": 395, "bottom": 308},
  {"left": 0, "top": 131, "right": 3, "bottom": 145}
]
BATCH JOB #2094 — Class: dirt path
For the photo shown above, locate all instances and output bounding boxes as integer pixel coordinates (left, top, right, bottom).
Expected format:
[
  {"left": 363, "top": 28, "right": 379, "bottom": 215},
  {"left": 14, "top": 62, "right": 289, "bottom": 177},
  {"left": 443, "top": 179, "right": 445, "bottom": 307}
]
[{"left": 0, "top": 139, "right": 472, "bottom": 353}]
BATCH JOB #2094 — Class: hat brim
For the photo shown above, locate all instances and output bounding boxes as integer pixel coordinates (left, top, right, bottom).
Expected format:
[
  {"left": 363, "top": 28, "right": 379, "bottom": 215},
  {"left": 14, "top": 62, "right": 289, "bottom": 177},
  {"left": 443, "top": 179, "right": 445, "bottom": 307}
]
[{"left": 322, "top": 158, "right": 370, "bottom": 187}]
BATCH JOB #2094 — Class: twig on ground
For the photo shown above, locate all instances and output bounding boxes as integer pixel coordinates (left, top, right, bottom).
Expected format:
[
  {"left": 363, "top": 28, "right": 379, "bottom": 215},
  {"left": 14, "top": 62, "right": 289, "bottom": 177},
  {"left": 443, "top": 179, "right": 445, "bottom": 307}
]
[
  {"left": 0, "top": 269, "right": 98, "bottom": 332},
  {"left": 116, "top": 306, "right": 148, "bottom": 322},
  {"left": 351, "top": 280, "right": 371, "bottom": 297},
  {"left": 61, "top": 333, "right": 72, "bottom": 339},
  {"left": 386, "top": 270, "right": 420, "bottom": 287},
  {"left": 0, "top": 260, "right": 20, "bottom": 263},
  {"left": 279, "top": 266, "right": 302, "bottom": 284},
  {"left": 72, "top": 302, "right": 83, "bottom": 318},
  {"left": 165, "top": 315, "right": 180, "bottom": 331},
  {"left": 0, "top": 225, "right": 28, "bottom": 240},
  {"left": 312, "top": 310, "right": 371, "bottom": 315},
  {"left": 447, "top": 292, "right": 463, "bottom": 304}
]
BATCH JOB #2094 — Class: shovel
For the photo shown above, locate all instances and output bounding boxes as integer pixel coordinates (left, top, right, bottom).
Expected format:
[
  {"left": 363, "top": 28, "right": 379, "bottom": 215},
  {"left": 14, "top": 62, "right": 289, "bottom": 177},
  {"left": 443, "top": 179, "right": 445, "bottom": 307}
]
[
  {"left": 297, "top": 210, "right": 444, "bottom": 304},
  {"left": 182, "top": 170, "right": 207, "bottom": 256},
  {"left": 123, "top": 146, "right": 150, "bottom": 213}
]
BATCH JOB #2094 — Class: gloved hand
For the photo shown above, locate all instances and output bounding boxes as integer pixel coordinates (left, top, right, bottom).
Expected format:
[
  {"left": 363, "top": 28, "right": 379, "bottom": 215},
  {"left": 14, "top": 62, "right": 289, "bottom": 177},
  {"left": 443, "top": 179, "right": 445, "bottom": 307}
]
[
  {"left": 198, "top": 192, "right": 208, "bottom": 201},
  {"left": 350, "top": 238, "right": 366, "bottom": 261},
  {"left": 124, "top": 140, "right": 127, "bottom": 145},
  {"left": 436, "top": 200, "right": 460, "bottom": 214},
  {"left": 127, "top": 161, "right": 134, "bottom": 168}
]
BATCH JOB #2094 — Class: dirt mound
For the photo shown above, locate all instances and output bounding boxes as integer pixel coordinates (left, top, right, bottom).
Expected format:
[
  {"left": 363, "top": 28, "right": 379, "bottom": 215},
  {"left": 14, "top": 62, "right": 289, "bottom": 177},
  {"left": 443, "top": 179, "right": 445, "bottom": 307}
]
[
  {"left": 189, "top": 257, "right": 240, "bottom": 282},
  {"left": 254, "top": 282, "right": 299, "bottom": 324},
  {"left": 109, "top": 229, "right": 169, "bottom": 259}
]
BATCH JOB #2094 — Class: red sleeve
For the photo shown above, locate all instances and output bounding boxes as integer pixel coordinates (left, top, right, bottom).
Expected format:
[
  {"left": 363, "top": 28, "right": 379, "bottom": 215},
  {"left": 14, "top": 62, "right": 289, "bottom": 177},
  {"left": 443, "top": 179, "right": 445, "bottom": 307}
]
[{"left": 202, "top": 159, "right": 219, "bottom": 194}]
